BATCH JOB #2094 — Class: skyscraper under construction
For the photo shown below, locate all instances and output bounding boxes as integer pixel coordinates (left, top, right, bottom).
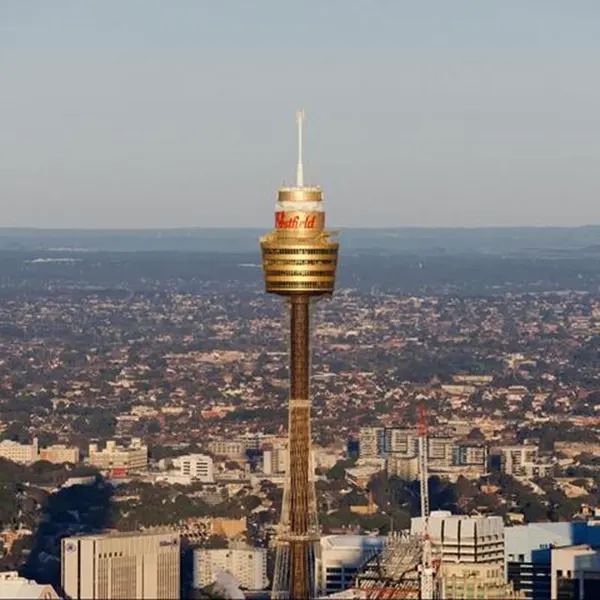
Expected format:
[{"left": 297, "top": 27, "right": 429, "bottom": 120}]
[{"left": 260, "top": 111, "right": 339, "bottom": 599}]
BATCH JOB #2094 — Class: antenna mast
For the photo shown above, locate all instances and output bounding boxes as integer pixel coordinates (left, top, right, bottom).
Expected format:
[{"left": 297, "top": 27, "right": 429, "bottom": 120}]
[{"left": 296, "top": 109, "right": 305, "bottom": 187}]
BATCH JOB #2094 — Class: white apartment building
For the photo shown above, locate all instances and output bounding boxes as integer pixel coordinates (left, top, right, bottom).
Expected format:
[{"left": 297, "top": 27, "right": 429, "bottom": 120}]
[
  {"left": 61, "top": 530, "right": 180, "bottom": 600},
  {"left": 174, "top": 453, "right": 214, "bottom": 483},
  {"left": 385, "top": 428, "right": 418, "bottom": 457},
  {"left": 453, "top": 441, "right": 488, "bottom": 468},
  {"left": 88, "top": 438, "right": 147, "bottom": 472},
  {"left": 39, "top": 444, "right": 79, "bottom": 464},
  {"left": 0, "top": 438, "right": 38, "bottom": 464},
  {"left": 193, "top": 546, "right": 268, "bottom": 591},
  {"left": 359, "top": 428, "right": 385, "bottom": 459},
  {"left": 318, "top": 535, "right": 386, "bottom": 595},
  {"left": 499, "top": 444, "right": 552, "bottom": 478},
  {"left": 428, "top": 436, "right": 455, "bottom": 467},
  {"left": 263, "top": 446, "right": 287, "bottom": 475},
  {"left": 411, "top": 511, "right": 504, "bottom": 565},
  {"left": 0, "top": 571, "right": 59, "bottom": 599}
]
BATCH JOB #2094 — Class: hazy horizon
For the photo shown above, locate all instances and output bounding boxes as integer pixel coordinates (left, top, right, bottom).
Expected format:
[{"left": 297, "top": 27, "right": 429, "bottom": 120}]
[{"left": 2, "top": 1, "right": 599, "bottom": 228}]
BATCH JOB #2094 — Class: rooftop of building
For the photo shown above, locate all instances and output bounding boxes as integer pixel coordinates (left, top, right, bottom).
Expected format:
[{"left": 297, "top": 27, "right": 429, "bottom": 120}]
[
  {"left": 63, "top": 528, "right": 178, "bottom": 542},
  {"left": 0, "top": 572, "right": 57, "bottom": 599},
  {"left": 321, "top": 534, "right": 387, "bottom": 550}
]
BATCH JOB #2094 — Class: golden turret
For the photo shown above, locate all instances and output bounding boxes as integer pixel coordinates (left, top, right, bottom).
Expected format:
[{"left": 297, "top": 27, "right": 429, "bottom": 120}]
[{"left": 260, "top": 112, "right": 339, "bottom": 296}]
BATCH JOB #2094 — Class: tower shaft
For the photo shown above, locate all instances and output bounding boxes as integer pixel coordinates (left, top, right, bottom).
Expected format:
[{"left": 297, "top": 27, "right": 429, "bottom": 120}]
[{"left": 288, "top": 296, "right": 312, "bottom": 600}]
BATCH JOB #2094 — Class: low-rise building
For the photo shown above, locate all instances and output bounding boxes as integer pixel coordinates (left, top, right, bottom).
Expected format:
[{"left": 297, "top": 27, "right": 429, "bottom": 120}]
[
  {"left": 0, "top": 438, "right": 38, "bottom": 465},
  {"left": 0, "top": 571, "right": 59, "bottom": 599},
  {"left": 174, "top": 453, "right": 214, "bottom": 483},
  {"left": 318, "top": 535, "right": 386, "bottom": 595},
  {"left": 88, "top": 438, "right": 147, "bottom": 472},
  {"left": 193, "top": 545, "right": 268, "bottom": 591},
  {"left": 39, "top": 444, "right": 79, "bottom": 464}
]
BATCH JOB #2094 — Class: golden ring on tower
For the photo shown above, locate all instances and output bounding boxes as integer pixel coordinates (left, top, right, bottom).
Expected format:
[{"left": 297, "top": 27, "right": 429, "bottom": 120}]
[{"left": 278, "top": 188, "right": 323, "bottom": 204}]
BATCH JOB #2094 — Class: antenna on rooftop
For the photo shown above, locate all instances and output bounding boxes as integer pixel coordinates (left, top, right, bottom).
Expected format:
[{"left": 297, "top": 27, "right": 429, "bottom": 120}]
[{"left": 296, "top": 109, "right": 305, "bottom": 187}]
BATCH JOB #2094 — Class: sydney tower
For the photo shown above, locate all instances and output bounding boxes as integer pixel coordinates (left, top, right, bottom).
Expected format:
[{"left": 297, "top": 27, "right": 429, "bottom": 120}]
[{"left": 260, "top": 111, "right": 339, "bottom": 599}]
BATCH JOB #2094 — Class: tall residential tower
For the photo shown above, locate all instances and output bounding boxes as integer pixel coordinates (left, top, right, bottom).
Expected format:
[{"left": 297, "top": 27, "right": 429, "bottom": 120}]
[{"left": 260, "top": 111, "right": 339, "bottom": 599}]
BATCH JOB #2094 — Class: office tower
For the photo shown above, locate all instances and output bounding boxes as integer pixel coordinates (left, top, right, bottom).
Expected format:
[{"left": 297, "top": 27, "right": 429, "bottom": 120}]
[
  {"left": 61, "top": 530, "right": 180, "bottom": 599},
  {"left": 260, "top": 110, "right": 339, "bottom": 599}
]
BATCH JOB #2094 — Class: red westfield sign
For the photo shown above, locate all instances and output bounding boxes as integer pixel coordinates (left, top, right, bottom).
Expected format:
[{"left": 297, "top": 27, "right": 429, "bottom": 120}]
[{"left": 275, "top": 211, "right": 322, "bottom": 230}]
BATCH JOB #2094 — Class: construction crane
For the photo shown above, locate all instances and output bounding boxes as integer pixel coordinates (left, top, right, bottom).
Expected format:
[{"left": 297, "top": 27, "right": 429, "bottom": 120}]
[{"left": 418, "top": 405, "right": 436, "bottom": 600}]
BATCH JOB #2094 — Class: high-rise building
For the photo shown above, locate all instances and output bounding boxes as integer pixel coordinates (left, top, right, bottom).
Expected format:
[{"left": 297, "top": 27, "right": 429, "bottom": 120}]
[
  {"left": 193, "top": 546, "right": 268, "bottom": 591},
  {"left": 411, "top": 511, "right": 505, "bottom": 566},
  {"left": 260, "top": 110, "right": 339, "bottom": 599},
  {"left": 61, "top": 530, "right": 180, "bottom": 599}
]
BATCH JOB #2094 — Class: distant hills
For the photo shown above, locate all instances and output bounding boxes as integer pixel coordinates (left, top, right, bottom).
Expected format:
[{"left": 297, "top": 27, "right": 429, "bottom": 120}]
[{"left": 1, "top": 226, "right": 600, "bottom": 257}]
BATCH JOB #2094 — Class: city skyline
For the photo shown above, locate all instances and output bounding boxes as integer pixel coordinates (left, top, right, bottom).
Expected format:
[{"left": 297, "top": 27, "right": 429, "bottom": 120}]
[{"left": 2, "top": 1, "right": 600, "bottom": 229}]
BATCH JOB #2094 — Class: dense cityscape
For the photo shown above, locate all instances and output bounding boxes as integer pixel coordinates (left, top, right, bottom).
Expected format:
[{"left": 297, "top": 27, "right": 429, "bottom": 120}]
[
  {"left": 2, "top": 2, "right": 599, "bottom": 597},
  {"left": 1, "top": 229, "right": 600, "bottom": 598}
]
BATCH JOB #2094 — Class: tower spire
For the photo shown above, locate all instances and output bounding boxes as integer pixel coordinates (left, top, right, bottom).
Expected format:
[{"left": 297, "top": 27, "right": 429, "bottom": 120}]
[{"left": 296, "top": 109, "right": 305, "bottom": 187}]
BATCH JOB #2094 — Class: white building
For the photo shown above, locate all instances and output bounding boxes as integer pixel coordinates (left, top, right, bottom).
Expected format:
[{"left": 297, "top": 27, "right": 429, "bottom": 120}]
[
  {"left": 318, "top": 535, "right": 386, "bottom": 595},
  {"left": 61, "top": 530, "right": 180, "bottom": 600},
  {"left": 505, "top": 521, "right": 600, "bottom": 600},
  {"left": 385, "top": 428, "right": 418, "bottom": 457},
  {"left": 174, "top": 454, "right": 214, "bottom": 483},
  {"left": 499, "top": 444, "right": 552, "bottom": 478},
  {"left": 359, "top": 428, "right": 384, "bottom": 459},
  {"left": 428, "top": 436, "right": 454, "bottom": 468},
  {"left": 551, "top": 544, "right": 600, "bottom": 600},
  {"left": 193, "top": 546, "right": 268, "bottom": 591},
  {"left": 411, "top": 511, "right": 504, "bottom": 565},
  {"left": 0, "top": 572, "right": 59, "bottom": 599},
  {"left": 263, "top": 446, "right": 287, "bottom": 475},
  {"left": 0, "top": 438, "right": 38, "bottom": 465},
  {"left": 88, "top": 438, "right": 147, "bottom": 472}
]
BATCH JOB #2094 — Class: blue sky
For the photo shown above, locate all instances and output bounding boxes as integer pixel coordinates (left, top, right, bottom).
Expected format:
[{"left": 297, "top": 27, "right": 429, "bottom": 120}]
[{"left": 1, "top": 1, "right": 599, "bottom": 228}]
